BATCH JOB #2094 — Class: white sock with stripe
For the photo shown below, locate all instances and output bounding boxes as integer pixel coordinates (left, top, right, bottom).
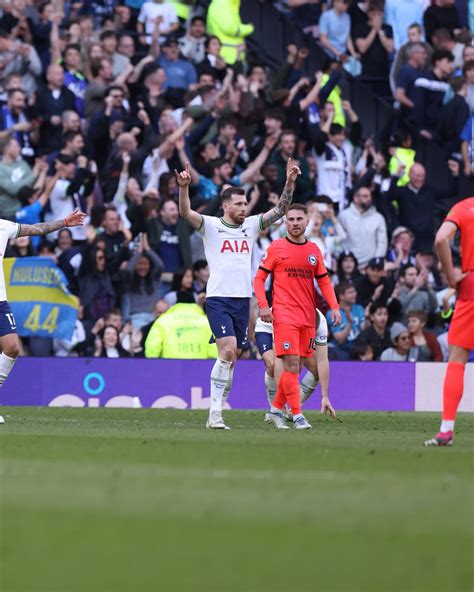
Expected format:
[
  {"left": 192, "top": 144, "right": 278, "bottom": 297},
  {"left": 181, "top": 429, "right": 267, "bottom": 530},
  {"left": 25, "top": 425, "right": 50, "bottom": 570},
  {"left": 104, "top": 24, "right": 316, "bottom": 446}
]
[
  {"left": 210, "top": 358, "right": 232, "bottom": 412},
  {"left": 222, "top": 366, "right": 235, "bottom": 405},
  {"left": 300, "top": 371, "right": 318, "bottom": 404},
  {"left": 264, "top": 372, "right": 277, "bottom": 406},
  {"left": 0, "top": 352, "right": 16, "bottom": 387}
]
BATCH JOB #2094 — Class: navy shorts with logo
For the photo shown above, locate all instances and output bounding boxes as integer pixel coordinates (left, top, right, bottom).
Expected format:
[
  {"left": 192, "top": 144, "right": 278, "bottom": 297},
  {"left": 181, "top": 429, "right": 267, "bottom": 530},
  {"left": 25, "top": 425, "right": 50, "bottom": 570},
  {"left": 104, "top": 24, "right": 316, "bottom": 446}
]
[
  {"left": 255, "top": 331, "right": 273, "bottom": 356},
  {"left": 206, "top": 297, "right": 250, "bottom": 349},
  {"left": 0, "top": 301, "right": 17, "bottom": 336}
]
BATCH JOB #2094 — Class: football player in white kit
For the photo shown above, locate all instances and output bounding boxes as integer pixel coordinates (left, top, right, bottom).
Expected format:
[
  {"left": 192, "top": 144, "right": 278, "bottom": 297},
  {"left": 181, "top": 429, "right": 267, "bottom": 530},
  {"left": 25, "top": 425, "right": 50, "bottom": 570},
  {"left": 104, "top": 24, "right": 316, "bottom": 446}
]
[
  {"left": 176, "top": 161, "right": 301, "bottom": 429},
  {"left": 255, "top": 308, "right": 336, "bottom": 424},
  {"left": 0, "top": 208, "right": 86, "bottom": 424}
]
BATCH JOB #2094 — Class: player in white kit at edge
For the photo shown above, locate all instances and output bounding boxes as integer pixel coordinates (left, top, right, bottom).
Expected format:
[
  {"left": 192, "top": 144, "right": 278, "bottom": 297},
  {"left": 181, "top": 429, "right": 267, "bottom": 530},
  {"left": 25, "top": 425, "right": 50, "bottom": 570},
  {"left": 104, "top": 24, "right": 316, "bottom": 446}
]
[
  {"left": 176, "top": 161, "right": 301, "bottom": 429},
  {"left": 0, "top": 208, "right": 86, "bottom": 424}
]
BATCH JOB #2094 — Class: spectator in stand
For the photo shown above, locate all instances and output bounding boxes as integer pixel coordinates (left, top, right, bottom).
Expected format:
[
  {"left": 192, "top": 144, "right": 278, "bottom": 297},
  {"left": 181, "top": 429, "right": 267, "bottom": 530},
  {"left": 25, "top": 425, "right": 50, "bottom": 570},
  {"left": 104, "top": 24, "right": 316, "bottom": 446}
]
[
  {"left": 122, "top": 233, "right": 163, "bottom": 330},
  {"left": 338, "top": 186, "right": 388, "bottom": 269},
  {"left": 394, "top": 42, "right": 429, "bottom": 123},
  {"left": 354, "top": 257, "right": 395, "bottom": 308},
  {"left": 319, "top": 0, "right": 357, "bottom": 61},
  {"left": 390, "top": 24, "right": 432, "bottom": 95},
  {"left": 94, "top": 325, "right": 131, "bottom": 358},
  {"left": 380, "top": 322, "right": 412, "bottom": 361},
  {"left": 84, "top": 58, "right": 114, "bottom": 118},
  {"left": 0, "top": 89, "right": 35, "bottom": 161},
  {"left": 407, "top": 309, "right": 443, "bottom": 361},
  {"left": 384, "top": 0, "right": 423, "bottom": 50},
  {"left": 98, "top": 207, "right": 132, "bottom": 296},
  {"left": 145, "top": 291, "right": 217, "bottom": 359},
  {"left": 431, "top": 28, "right": 465, "bottom": 70},
  {"left": 385, "top": 226, "right": 417, "bottom": 272},
  {"left": 46, "top": 130, "right": 85, "bottom": 176},
  {"left": 327, "top": 282, "right": 367, "bottom": 360},
  {"left": 269, "top": 130, "right": 312, "bottom": 202},
  {"left": 36, "top": 64, "right": 77, "bottom": 154},
  {"left": 163, "top": 267, "right": 194, "bottom": 307},
  {"left": 61, "top": 44, "right": 89, "bottom": 118},
  {"left": 158, "top": 38, "right": 197, "bottom": 106},
  {"left": 206, "top": 0, "right": 254, "bottom": 65},
  {"left": 0, "top": 135, "right": 40, "bottom": 217},
  {"left": 100, "top": 30, "right": 131, "bottom": 79},
  {"left": 333, "top": 251, "right": 362, "bottom": 286},
  {"left": 423, "top": 0, "right": 461, "bottom": 45},
  {"left": 386, "top": 163, "right": 448, "bottom": 251},
  {"left": 48, "top": 154, "right": 94, "bottom": 241},
  {"left": 178, "top": 16, "right": 207, "bottom": 65},
  {"left": 354, "top": 1, "right": 394, "bottom": 97},
  {"left": 437, "top": 76, "right": 470, "bottom": 158},
  {"left": 192, "top": 259, "right": 209, "bottom": 296},
  {"left": 117, "top": 34, "right": 137, "bottom": 64},
  {"left": 387, "top": 129, "right": 416, "bottom": 187},
  {"left": 398, "top": 264, "right": 438, "bottom": 321},
  {"left": 0, "top": 30, "right": 42, "bottom": 95},
  {"left": 15, "top": 165, "right": 53, "bottom": 252},
  {"left": 306, "top": 204, "right": 347, "bottom": 271},
  {"left": 356, "top": 303, "right": 392, "bottom": 359},
  {"left": 137, "top": 0, "right": 179, "bottom": 45},
  {"left": 146, "top": 199, "right": 193, "bottom": 297},
  {"left": 313, "top": 119, "right": 356, "bottom": 211},
  {"left": 412, "top": 50, "right": 455, "bottom": 139},
  {"left": 78, "top": 246, "right": 116, "bottom": 332}
]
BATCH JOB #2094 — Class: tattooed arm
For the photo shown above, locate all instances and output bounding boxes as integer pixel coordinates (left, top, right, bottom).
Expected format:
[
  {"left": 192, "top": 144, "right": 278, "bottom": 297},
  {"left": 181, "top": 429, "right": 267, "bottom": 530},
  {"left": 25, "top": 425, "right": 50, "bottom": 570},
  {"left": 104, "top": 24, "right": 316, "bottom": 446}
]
[
  {"left": 260, "top": 158, "right": 301, "bottom": 229},
  {"left": 18, "top": 208, "right": 86, "bottom": 237}
]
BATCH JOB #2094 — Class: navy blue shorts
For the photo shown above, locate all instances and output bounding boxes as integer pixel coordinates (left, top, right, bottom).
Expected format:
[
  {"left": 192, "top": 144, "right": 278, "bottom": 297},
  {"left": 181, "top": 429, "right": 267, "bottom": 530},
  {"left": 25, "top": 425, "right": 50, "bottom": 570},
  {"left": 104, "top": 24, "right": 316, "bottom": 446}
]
[
  {"left": 255, "top": 331, "right": 273, "bottom": 356},
  {"left": 206, "top": 297, "right": 250, "bottom": 349},
  {"left": 0, "top": 301, "right": 17, "bottom": 336}
]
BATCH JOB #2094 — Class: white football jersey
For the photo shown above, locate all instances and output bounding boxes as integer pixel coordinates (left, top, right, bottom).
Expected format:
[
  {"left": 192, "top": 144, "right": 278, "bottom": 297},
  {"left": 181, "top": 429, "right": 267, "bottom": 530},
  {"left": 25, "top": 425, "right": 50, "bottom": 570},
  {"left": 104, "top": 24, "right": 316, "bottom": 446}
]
[
  {"left": 199, "top": 214, "right": 263, "bottom": 298},
  {"left": 0, "top": 219, "right": 21, "bottom": 301},
  {"left": 255, "top": 309, "right": 328, "bottom": 345}
]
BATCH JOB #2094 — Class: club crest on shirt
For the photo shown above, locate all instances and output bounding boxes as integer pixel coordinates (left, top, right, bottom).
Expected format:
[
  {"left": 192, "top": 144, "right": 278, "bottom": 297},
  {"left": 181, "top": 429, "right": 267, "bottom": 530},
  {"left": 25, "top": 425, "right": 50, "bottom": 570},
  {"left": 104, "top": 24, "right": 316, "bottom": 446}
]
[
  {"left": 308, "top": 254, "right": 316, "bottom": 265},
  {"left": 283, "top": 341, "right": 291, "bottom": 350}
]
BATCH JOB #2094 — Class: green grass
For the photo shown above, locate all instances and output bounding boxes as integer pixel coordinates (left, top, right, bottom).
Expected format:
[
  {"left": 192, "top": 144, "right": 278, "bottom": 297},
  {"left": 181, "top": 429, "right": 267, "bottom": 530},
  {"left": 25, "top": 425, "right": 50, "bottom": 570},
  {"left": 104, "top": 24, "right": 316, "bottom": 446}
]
[{"left": 0, "top": 408, "right": 473, "bottom": 592}]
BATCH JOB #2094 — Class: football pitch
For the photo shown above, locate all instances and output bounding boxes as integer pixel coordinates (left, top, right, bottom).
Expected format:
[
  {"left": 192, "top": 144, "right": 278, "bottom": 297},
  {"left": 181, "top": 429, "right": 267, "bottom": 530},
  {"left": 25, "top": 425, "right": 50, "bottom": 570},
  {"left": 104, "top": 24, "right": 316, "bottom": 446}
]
[{"left": 0, "top": 408, "right": 472, "bottom": 592}]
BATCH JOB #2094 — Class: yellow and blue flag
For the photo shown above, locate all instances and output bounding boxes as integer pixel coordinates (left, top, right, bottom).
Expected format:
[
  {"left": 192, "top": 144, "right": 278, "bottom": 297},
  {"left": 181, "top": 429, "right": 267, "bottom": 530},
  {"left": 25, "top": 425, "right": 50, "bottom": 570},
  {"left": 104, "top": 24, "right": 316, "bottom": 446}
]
[{"left": 4, "top": 257, "right": 79, "bottom": 340}]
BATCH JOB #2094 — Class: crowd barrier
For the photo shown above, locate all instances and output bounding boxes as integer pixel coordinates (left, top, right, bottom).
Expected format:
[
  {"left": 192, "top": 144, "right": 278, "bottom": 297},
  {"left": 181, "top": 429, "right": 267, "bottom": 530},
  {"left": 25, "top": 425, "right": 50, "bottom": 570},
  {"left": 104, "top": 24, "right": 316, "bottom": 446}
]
[{"left": 2, "top": 359, "right": 473, "bottom": 412}]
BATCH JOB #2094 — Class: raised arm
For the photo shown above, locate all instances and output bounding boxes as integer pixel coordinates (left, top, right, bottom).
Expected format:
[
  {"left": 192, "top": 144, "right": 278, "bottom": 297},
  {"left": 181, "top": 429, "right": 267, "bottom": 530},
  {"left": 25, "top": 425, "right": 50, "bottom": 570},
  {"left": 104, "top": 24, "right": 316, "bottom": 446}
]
[
  {"left": 18, "top": 208, "right": 86, "bottom": 237},
  {"left": 260, "top": 158, "right": 301, "bottom": 229},
  {"left": 175, "top": 163, "right": 203, "bottom": 230}
]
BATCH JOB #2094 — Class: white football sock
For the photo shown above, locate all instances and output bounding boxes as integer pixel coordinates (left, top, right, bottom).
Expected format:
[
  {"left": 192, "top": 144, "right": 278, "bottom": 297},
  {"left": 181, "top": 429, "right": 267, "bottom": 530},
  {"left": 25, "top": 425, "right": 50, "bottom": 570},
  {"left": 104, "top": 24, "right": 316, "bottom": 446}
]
[
  {"left": 0, "top": 352, "right": 16, "bottom": 387},
  {"left": 264, "top": 372, "right": 277, "bottom": 406},
  {"left": 210, "top": 358, "right": 232, "bottom": 412},
  {"left": 440, "top": 420, "right": 455, "bottom": 433},
  {"left": 300, "top": 371, "right": 318, "bottom": 404},
  {"left": 222, "top": 366, "right": 235, "bottom": 405}
]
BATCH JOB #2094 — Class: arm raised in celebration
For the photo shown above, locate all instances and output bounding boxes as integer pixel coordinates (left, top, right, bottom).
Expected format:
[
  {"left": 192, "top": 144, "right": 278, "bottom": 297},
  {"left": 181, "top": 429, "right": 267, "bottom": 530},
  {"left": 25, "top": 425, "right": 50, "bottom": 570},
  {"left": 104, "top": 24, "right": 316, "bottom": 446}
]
[
  {"left": 260, "top": 158, "right": 301, "bottom": 229},
  {"left": 18, "top": 208, "right": 86, "bottom": 237}
]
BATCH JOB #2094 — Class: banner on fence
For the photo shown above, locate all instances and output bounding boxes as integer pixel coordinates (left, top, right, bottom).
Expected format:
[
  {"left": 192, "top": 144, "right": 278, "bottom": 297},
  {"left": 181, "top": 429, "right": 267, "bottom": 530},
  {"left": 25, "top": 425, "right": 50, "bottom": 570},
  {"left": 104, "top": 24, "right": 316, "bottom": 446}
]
[{"left": 4, "top": 257, "right": 79, "bottom": 340}]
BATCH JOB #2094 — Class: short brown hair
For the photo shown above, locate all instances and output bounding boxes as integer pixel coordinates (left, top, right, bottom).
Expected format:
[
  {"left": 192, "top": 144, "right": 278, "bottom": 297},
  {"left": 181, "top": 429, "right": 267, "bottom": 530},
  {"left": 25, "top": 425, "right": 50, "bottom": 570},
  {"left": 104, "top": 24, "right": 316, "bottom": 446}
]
[
  {"left": 407, "top": 309, "right": 427, "bottom": 324},
  {"left": 220, "top": 186, "right": 245, "bottom": 203},
  {"left": 335, "top": 281, "right": 355, "bottom": 300},
  {"left": 286, "top": 203, "right": 308, "bottom": 215}
]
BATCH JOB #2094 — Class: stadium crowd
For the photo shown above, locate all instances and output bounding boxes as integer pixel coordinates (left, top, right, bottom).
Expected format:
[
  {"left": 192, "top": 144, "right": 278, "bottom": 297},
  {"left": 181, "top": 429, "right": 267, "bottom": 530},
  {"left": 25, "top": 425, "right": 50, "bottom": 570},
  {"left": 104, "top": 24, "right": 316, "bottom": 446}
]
[{"left": 0, "top": 0, "right": 472, "bottom": 361}]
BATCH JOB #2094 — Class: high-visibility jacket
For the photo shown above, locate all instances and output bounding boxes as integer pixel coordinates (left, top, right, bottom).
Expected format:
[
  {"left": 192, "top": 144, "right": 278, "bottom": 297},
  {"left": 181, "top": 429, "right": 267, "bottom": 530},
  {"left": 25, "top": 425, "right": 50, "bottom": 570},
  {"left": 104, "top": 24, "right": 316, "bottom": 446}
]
[
  {"left": 206, "top": 0, "right": 254, "bottom": 65},
  {"left": 321, "top": 73, "right": 345, "bottom": 127},
  {"left": 388, "top": 147, "right": 416, "bottom": 187},
  {"left": 144, "top": 303, "right": 217, "bottom": 359}
]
